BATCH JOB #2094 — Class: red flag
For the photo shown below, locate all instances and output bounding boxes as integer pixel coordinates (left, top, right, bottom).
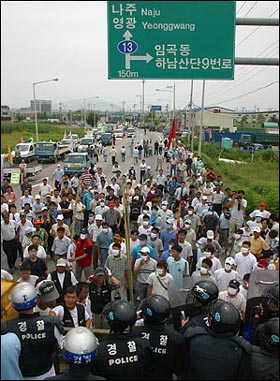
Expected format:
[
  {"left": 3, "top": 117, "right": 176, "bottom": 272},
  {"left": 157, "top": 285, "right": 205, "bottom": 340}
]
[{"left": 167, "top": 118, "right": 177, "bottom": 150}]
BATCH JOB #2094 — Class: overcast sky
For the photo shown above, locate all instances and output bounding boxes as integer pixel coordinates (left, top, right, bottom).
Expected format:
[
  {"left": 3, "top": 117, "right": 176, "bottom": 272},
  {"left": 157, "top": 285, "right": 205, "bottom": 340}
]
[{"left": 1, "top": 1, "right": 279, "bottom": 112}]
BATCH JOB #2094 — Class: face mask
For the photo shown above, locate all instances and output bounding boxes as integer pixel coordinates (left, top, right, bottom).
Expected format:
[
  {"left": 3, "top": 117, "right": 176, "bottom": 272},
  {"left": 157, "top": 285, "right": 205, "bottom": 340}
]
[
  {"left": 228, "top": 287, "right": 238, "bottom": 295},
  {"left": 141, "top": 255, "right": 148, "bottom": 261},
  {"left": 139, "top": 240, "right": 146, "bottom": 246},
  {"left": 102, "top": 228, "right": 108, "bottom": 233},
  {"left": 234, "top": 234, "right": 241, "bottom": 240},
  {"left": 80, "top": 234, "right": 87, "bottom": 240},
  {"left": 241, "top": 247, "right": 249, "bottom": 254},
  {"left": 151, "top": 190, "right": 155, "bottom": 194},
  {"left": 112, "top": 249, "right": 119, "bottom": 256},
  {"left": 200, "top": 267, "right": 208, "bottom": 275},
  {"left": 151, "top": 211, "right": 157, "bottom": 216},
  {"left": 204, "top": 252, "right": 212, "bottom": 258},
  {"left": 185, "top": 224, "right": 190, "bottom": 229},
  {"left": 143, "top": 209, "right": 149, "bottom": 214},
  {"left": 188, "top": 211, "right": 193, "bottom": 215},
  {"left": 100, "top": 202, "right": 105, "bottom": 206},
  {"left": 143, "top": 221, "right": 149, "bottom": 227},
  {"left": 156, "top": 268, "right": 164, "bottom": 276},
  {"left": 88, "top": 217, "right": 94, "bottom": 221},
  {"left": 162, "top": 205, "right": 167, "bottom": 210},
  {"left": 151, "top": 233, "right": 157, "bottom": 239},
  {"left": 224, "top": 264, "right": 232, "bottom": 271},
  {"left": 208, "top": 212, "right": 213, "bottom": 216},
  {"left": 166, "top": 223, "right": 172, "bottom": 229},
  {"left": 255, "top": 217, "right": 262, "bottom": 223}
]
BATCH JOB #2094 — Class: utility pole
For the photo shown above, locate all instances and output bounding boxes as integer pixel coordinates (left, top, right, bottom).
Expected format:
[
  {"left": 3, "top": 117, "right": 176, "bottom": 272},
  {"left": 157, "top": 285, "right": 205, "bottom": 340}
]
[
  {"left": 188, "top": 80, "right": 193, "bottom": 146},
  {"left": 142, "top": 79, "right": 145, "bottom": 123},
  {"left": 123, "top": 188, "right": 134, "bottom": 306},
  {"left": 198, "top": 80, "right": 206, "bottom": 157}
]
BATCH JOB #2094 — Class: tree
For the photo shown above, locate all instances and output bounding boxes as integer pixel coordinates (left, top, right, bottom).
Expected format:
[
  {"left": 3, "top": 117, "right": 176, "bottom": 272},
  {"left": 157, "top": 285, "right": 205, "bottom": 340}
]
[
  {"left": 86, "top": 112, "right": 98, "bottom": 127},
  {"left": 240, "top": 115, "right": 248, "bottom": 127},
  {"left": 256, "top": 113, "right": 265, "bottom": 125},
  {"left": 268, "top": 115, "right": 279, "bottom": 124}
]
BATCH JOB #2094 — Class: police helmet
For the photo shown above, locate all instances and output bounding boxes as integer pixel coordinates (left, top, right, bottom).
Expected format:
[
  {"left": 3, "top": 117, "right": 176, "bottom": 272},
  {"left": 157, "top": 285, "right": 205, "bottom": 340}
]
[
  {"left": 207, "top": 299, "right": 241, "bottom": 336},
  {"left": 257, "top": 317, "right": 279, "bottom": 353},
  {"left": 141, "top": 295, "right": 171, "bottom": 324},
  {"left": 62, "top": 327, "right": 98, "bottom": 364},
  {"left": 107, "top": 300, "right": 136, "bottom": 333},
  {"left": 261, "top": 284, "right": 279, "bottom": 312},
  {"left": 10, "top": 282, "right": 38, "bottom": 311},
  {"left": 191, "top": 280, "right": 219, "bottom": 305}
]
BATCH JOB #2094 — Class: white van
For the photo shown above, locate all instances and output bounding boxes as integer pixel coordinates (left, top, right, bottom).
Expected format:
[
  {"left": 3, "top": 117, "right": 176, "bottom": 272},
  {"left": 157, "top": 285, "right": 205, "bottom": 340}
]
[{"left": 12, "top": 143, "right": 36, "bottom": 163}]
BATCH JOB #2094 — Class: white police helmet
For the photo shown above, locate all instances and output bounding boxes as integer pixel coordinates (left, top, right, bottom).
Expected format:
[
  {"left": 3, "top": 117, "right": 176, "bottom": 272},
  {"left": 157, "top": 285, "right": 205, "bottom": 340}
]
[
  {"left": 62, "top": 327, "right": 98, "bottom": 364},
  {"left": 10, "top": 282, "right": 38, "bottom": 311}
]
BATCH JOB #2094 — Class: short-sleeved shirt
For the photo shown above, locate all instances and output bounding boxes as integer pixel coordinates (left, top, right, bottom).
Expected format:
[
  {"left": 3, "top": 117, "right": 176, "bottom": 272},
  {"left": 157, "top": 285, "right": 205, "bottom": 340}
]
[
  {"left": 105, "top": 254, "right": 128, "bottom": 285},
  {"left": 95, "top": 231, "right": 114, "bottom": 249},
  {"left": 167, "top": 257, "right": 189, "bottom": 290},
  {"left": 51, "top": 304, "right": 90, "bottom": 327},
  {"left": 218, "top": 291, "right": 246, "bottom": 318},
  {"left": 134, "top": 257, "right": 157, "bottom": 284},
  {"left": 213, "top": 268, "right": 238, "bottom": 292},
  {"left": 147, "top": 272, "right": 174, "bottom": 300},
  {"left": 51, "top": 236, "right": 71, "bottom": 255},
  {"left": 234, "top": 252, "right": 257, "bottom": 282}
]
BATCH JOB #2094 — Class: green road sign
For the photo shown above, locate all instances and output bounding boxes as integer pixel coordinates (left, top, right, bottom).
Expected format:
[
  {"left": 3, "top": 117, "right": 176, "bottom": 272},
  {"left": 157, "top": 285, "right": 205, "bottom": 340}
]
[{"left": 108, "top": 1, "right": 236, "bottom": 80}]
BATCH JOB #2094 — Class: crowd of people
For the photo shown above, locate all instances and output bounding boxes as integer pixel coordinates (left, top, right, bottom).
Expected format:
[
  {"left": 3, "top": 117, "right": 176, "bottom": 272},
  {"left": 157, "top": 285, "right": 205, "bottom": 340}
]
[{"left": 1, "top": 131, "right": 279, "bottom": 380}]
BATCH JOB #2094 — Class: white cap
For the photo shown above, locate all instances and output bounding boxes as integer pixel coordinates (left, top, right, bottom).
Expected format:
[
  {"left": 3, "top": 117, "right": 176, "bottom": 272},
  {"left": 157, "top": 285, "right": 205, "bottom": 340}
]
[
  {"left": 35, "top": 195, "right": 41, "bottom": 200},
  {"left": 253, "top": 227, "right": 261, "bottom": 233},
  {"left": 161, "top": 200, "right": 168, "bottom": 206},
  {"left": 56, "top": 258, "right": 67, "bottom": 267},
  {"left": 57, "top": 214, "right": 64, "bottom": 220},
  {"left": 147, "top": 166, "right": 151, "bottom": 169},
  {"left": 184, "top": 219, "right": 192, "bottom": 225},
  {"left": 95, "top": 214, "right": 103, "bottom": 221},
  {"left": 166, "top": 218, "right": 174, "bottom": 225},
  {"left": 57, "top": 164, "right": 61, "bottom": 167},
  {"left": 140, "top": 247, "right": 150, "bottom": 254},
  {"left": 225, "top": 257, "right": 234, "bottom": 266},
  {"left": 207, "top": 230, "right": 214, "bottom": 239},
  {"left": 202, "top": 196, "right": 208, "bottom": 201}
]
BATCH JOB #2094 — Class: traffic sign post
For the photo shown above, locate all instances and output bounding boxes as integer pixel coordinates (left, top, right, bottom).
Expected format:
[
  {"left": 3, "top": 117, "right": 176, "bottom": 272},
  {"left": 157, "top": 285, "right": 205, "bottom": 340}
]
[
  {"left": 150, "top": 105, "right": 162, "bottom": 111},
  {"left": 107, "top": 1, "right": 236, "bottom": 80}
]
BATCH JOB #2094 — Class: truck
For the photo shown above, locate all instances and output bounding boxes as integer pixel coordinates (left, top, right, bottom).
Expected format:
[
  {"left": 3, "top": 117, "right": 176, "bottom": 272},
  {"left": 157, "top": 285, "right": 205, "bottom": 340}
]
[
  {"left": 35, "top": 141, "right": 71, "bottom": 163},
  {"left": 63, "top": 152, "right": 95, "bottom": 176},
  {"left": 11, "top": 143, "right": 36, "bottom": 163},
  {"left": 2, "top": 164, "right": 42, "bottom": 178}
]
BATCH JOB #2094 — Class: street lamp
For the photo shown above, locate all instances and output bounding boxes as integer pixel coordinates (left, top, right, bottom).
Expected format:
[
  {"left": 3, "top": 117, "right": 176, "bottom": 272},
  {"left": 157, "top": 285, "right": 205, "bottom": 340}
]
[
  {"left": 33, "top": 78, "right": 59, "bottom": 143},
  {"left": 155, "top": 82, "right": 176, "bottom": 119},
  {"left": 83, "top": 96, "right": 99, "bottom": 126}
]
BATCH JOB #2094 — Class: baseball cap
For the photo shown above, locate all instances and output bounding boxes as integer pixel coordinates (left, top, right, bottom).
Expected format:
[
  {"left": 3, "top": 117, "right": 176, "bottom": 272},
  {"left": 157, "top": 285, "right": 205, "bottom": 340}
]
[
  {"left": 45, "top": 194, "right": 52, "bottom": 198},
  {"left": 41, "top": 207, "right": 48, "bottom": 211},
  {"left": 95, "top": 267, "right": 106, "bottom": 276},
  {"left": 202, "top": 196, "right": 208, "bottom": 201},
  {"left": 108, "top": 201, "right": 115, "bottom": 207},
  {"left": 229, "top": 279, "right": 240, "bottom": 289},
  {"left": 225, "top": 257, "right": 235, "bottom": 266},
  {"left": 36, "top": 280, "right": 59, "bottom": 303},
  {"left": 207, "top": 230, "right": 214, "bottom": 239},
  {"left": 57, "top": 164, "right": 61, "bottom": 167},
  {"left": 140, "top": 247, "right": 150, "bottom": 254},
  {"left": 133, "top": 196, "right": 139, "bottom": 201},
  {"left": 35, "top": 195, "right": 41, "bottom": 200},
  {"left": 33, "top": 218, "right": 41, "bottom": 225},
  {"left": 166, "top": 218, "right": 174, "bottom": 225},
  {"left": 161, "top": 200, "right": 168, "bottom": 206},
  {"left": 138, "top": 234, "right": 148, "bottom": 241},
  {"left": 257, "top": 258, "right": 269, "bottom": 268},
  {"left": 56, "top": 258, "right": 67, "bottom": 267},
  {"left": 19, "top": 211, "right": 26, "bottom": 217},
  {"left": 24, "top": 226, "right": 35, "bottom": 234},
  {"left": 184, "top": 219, "right": 192, "bottom": 225},
  {"left": 95, "top": 214, "right": 103, "bottom": 221},
  {"left": 147, "top": 166, "right": 151, "bottom": 169},
  {"left": 57, "top": 214, "right": 64, "bottom": 220},
  {"left": 253, "top": 227, "right": 261, "bottom": 233},
  {"left": 259, "top": 201, "right": 266, "bottom": 207}
]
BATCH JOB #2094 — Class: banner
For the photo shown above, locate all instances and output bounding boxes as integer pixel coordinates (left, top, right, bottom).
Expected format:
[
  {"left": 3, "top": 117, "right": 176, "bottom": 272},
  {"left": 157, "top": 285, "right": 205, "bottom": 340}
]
[
  {"left": 10, "top": 172, "right": 20, "bottom": 184},
  {"left": 7, "top": 145, "right": 13, "bottom": 165}
]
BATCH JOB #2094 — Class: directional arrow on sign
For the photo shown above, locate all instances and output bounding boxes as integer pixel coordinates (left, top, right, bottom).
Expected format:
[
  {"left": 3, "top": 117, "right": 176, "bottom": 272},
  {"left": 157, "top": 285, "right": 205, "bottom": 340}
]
[{"left": 122, "top": 30, "right": 153, "bottom": 70}]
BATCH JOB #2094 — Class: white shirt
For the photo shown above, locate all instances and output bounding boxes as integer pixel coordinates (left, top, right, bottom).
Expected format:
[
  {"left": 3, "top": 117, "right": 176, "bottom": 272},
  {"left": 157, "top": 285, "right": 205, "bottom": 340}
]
[
  {"left": 51, "top": 303, "right": 90, "bottom": 327},
  {"left": 219, "top": 291, "right": 247, "bottom": 318},
  {"left": 39, "top": 184, "right": 52, "bottom": 196},
  {"left": 213, "top": 268, "right": 238, "bottom": 292},
  {"left": 197, "top": 255, "right": 222, "bottom": 275},
  {"left": 234, "top": 252, "right": 257, "bottom": 282},
  {"left": 178, "top": 240, "right": 193, "bottom": 259},
  {"left": 20, "top": 195, "right": 33, "bottom": 207},
  {"left": 47, "top": 271, "right": 78, "bottom": 287},
  {"left": 110, "top": 183, "right": 120, "bottom": 196},
  {"left": 17, "top": 275, "right": 39, "bottom": 287},
  {"left": 130, "top": 238, "right": 140, "bottom": 252},
  {"left": 108, "top": 241, "right": 126, "bottom": 255},
  {"left": 23, "top": 245, "right": 47, "bottom": 261},
  {"left": 1, "top": 220, "right": 17, "bottom": 241},
  {"left": 1, "top": 202, "right": 9, "bottom": 214},
  {"left": 147, "top": 272, "right": 174, "bottom": 300},
  {"left": 249, "top": 209, "right": 271, "bottom": 219},
  {"left": 138, "top": 225, "right": 152, "bottom": 237},
  {"left": 9, "top": 213, "right": 20, "bottom": 223},
  {"left": 1, "top": 269, "right": 13, "bottom": 280}
]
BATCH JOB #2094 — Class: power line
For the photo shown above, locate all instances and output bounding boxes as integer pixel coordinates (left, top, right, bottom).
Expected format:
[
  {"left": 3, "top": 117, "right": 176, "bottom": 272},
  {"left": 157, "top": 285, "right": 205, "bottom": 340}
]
[
  {"left": 236, "top": 1, "right": 247, "bottom": 15},
  {"left": 213, "top": 81, "right": 279, "bottom": 105},
  {"left": 242, "top": 1, "right": 259, "bottom": 17}
]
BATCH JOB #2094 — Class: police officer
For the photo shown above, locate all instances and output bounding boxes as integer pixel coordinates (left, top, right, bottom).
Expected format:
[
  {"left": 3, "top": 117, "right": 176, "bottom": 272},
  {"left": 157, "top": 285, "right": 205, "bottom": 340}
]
[
  {"left": 92, "top": 300, "right": 153, "bottom": 380},
  {"left": 45, "top": 327, "right": 106, "bottom": 380},
  {"left": 250, "top": 284, "right": 279, "bottom": 345},
  {"left": 132, "top": 294, "right": 186, "bottom": 380},
  {"left": 249, "top": 317, "right": 279, "bottom": 380},
  {"left": 181, "top": 299, "right": 251, "bottom": 380},
  {"left": 1, "top": 282, "right": 65, "bottom": 379},
  {"left": 180, "top": 279, "right": 219, "bottom": 332}
]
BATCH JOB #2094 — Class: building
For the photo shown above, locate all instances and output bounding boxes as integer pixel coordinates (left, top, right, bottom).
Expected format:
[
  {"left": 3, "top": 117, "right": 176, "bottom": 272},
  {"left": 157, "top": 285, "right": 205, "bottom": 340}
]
[
  {"left": 1, "top": 105, "right": 12, "bottom": 121},
  {"left": 193, "top": 106, "right": 235, "bottom": 132},
  {"left": 30, "top": 99, "right": 52, "bottom": 113}
]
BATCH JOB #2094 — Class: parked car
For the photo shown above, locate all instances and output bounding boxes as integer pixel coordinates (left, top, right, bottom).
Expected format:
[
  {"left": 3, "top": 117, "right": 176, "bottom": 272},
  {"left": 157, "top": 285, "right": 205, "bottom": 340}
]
[
  {"left": 77, "top": 137, "right": 95, "bottom": 152},
  {"left": 100, "top": 133, "right": 112, "bottom": 146},
  {"left": 114, "top": 128, "right": 125, "bottom": 138},
  {"left": 127, "top": 127, "right": 136, "bottom": 138},
  {"left": 242, "top": 143, "right": 265, "bottom": 152}
]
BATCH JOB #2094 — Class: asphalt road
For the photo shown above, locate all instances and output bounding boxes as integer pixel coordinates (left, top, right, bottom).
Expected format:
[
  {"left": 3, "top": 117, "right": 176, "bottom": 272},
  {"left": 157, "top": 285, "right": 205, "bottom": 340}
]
[{"left": 1, "top": 128, "right": 165, "bottom": 278}]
